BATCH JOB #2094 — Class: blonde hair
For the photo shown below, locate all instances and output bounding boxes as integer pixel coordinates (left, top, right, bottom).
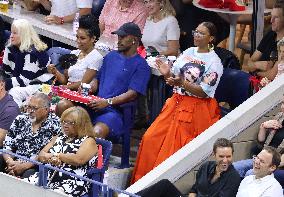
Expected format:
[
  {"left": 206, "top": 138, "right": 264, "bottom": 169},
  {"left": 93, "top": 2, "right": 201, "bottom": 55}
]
[
  {"left": 149, "top": 0, "right": 176, "bottom": 20},
  {"left": 61, "top": 106, "right": 96, "bottom": 139},
  {"left": 11, "top": 19, "right": 47, "bottom": 52}
]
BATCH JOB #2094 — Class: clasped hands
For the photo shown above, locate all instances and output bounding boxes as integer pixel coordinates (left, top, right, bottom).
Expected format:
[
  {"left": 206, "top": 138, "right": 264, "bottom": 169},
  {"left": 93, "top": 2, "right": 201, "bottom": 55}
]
[
  {"left": 155, "top": 58, "right": 184, "bottom": 87},
  {"left": 5, "top": 159, "right": 27, "bottom": 176},
  {"left": 40, "top": 152, "right": 62, "bottom": 167},
  {"left": 261, "top": 120, "right": 282, "bottom": 130}
]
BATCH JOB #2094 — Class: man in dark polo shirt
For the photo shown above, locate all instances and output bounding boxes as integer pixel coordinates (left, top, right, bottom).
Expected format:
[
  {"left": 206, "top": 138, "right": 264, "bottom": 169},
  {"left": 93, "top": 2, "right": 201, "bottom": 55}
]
[
  {"left": 136, "top": 138, "right": 241, "bottom": 197},
  {"left": 0, "top": 70, "right": 20, "bottom": 148},
  {"left": 246, "top": 0, "right": 284, "bottom": 77}
]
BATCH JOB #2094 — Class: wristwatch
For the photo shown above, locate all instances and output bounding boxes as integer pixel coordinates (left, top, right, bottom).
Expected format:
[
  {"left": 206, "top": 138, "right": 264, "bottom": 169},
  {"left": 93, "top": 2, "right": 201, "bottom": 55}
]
[{"left": 106, "top": 98, "right": 113, "bottom": 105}]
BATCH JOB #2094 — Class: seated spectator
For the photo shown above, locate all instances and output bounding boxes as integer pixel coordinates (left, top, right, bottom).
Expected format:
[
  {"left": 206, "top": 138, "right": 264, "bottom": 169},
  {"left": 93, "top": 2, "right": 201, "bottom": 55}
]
[
  {"left": 0, "top": 70, "right": 20, "bottom": 148},
  {"left": 0, "top": 93, "right": 61, "bottom": 178},
  {"left": 135, "top": 0, "right": 180, "bottom": 129},
  {"left": 136, "top": 138, "right": 241, "bottom": 197},
  {"left": 86, "top": 22, "right": 151, "bottom": 138},
  {"left": 47, "top": 14, "right": 103, "bottom": 91},
  {"left": 2, "top": 19, "right": 53, "bottom": 107},
  {"left": 236, "top": 146, "right": 283, "bottom": 197},
  {"left": 97, "top": 0, "right": 148, "bottom": 49},
  {"left": 260, "top": 37, "right": 284, "bottom": 87},
  {"left": 37, "top": 0, "right": 92, "bottom": 24},
  {"left": 27, "top": 106, "right": 98, "bottom": 197},
  {"left": 142, "top": 0, "right": 180, "bottom": 56},
  {"left": 170, "top": 0, "right": 229, "bottom": 51},
  {"left": 234, "top": 99, "right": 284, "bottom": 186},
  {"left": 246, "top": 0, "right": 284, "bottom": 76},
  {"left": 19, "top": 0, "right": 50, "bottom": 15},
  {"left": 131, "top": 22, "right": 223, "bottom": 183}
]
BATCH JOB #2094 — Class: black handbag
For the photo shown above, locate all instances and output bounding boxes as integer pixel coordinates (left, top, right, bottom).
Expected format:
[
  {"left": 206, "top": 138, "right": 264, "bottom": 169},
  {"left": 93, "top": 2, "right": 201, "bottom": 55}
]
[{"left": 58, "top": 54, "right": 78, "bottom": 69}]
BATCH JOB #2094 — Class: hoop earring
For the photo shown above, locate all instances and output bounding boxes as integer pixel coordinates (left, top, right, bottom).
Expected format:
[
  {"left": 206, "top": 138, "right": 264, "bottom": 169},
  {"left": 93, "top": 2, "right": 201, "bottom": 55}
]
[
  {"left": 208, "top": 43, "right": 214, "bottom": 51},
  {"left": 160, "top": 3, "right": 164, "bottom": 11}
]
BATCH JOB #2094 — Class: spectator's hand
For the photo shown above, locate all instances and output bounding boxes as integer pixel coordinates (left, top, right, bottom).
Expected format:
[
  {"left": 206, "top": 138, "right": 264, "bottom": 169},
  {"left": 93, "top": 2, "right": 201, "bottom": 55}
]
[
  {"left": 262, "top": 120, "right": 282, "bottom": 129},
  {"left": 155, "top": 59, "right": 170, "bottom": 76},
  {"left": 166, "top": 76, "right": 183, "bottom": 87},
  {"left": 48, "top": 156, "right": 62, "bottom": 166},
  {"left": 89, "top": 80, "right": 98, "bottom": 95},
  {"left": 10, "top": 162, "right": 28, "bottom": 176},
  {"left": 259, "top": 77, "right": 270, "bottom": 88},
  {"left": 5, "top": 160, "right": 24, "bottom": 176},
  {"left": 87, "top": 99, "right": 108, "bottom": 111},
  {"left": 254, "top": 61, "right": 269, "bottom": 71},
  {"left": 47, "top": 64, "right": 57, "bottom": 75},
  {"left": 44, "top": 15, "right": 61, "bottom": 25},
  {"left": 38, "top": 152, "right": 53, "bottom": 163}
]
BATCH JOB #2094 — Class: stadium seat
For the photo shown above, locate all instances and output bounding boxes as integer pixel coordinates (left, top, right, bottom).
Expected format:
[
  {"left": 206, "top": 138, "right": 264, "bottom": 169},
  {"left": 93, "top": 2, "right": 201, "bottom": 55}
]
[
  {"left": 215, "top": 68, "right": 253, "bottom": 116},
  {"left": 107, "top": 100, "right": 137, "bottom": 168},
  {"left": 84, "top": 138, "right": 112, "bottom": 197}
]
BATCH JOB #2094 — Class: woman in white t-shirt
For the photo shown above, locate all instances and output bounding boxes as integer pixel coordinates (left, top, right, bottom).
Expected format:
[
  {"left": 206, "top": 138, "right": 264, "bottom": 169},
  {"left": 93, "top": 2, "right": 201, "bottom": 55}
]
[
  {"left": 48, "top": 14, "right": 103, "bottom": 91},
  {"left": 142, "top": 0, "right": 180, "bottom": 56},
  {"left": 38, "top": 0, "right": 93, "bottom": 24}
]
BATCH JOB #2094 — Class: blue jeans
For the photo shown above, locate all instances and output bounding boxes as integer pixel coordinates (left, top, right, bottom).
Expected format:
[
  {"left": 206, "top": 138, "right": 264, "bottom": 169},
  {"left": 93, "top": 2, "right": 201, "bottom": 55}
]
[
  {"left": 47, "top": 47, "right": 71, "bottom": 65},
  {"left": 233, "top": 159, "right": 253, "bottom": 178}
]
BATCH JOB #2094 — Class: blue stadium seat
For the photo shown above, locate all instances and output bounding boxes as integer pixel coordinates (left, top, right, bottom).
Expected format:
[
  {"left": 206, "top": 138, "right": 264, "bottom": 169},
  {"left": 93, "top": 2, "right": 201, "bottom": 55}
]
[
  {"left": 84, "top": 138, "right": 112, "bottom": 197},
  {"left": 107, "top": 100, "right": 137, "bottom": 168},
  {"left": 215, "top": 68, "right": 253, "bottom": 116}
]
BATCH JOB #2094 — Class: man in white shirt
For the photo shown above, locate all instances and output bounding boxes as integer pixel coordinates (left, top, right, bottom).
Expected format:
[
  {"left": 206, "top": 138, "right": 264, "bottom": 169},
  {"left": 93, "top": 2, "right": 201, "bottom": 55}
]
[{"left": 236, "top": 146, "right": 283, "bottom": 197}]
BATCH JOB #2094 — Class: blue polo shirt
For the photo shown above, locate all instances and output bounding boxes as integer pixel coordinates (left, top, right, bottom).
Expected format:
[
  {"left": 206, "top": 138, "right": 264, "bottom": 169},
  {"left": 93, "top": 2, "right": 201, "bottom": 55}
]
[{"left": 97, "top": 51, "right": 151, "bottom": 99}]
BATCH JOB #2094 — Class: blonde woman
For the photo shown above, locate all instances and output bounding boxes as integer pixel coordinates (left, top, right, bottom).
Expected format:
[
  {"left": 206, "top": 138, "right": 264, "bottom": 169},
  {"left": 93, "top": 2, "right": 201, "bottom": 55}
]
[
  {"left": 142, "top": 0, "right": 180, "bottom": 56},
  {"left": 2, "top": 19, "right": 52, "bottom": 107}
]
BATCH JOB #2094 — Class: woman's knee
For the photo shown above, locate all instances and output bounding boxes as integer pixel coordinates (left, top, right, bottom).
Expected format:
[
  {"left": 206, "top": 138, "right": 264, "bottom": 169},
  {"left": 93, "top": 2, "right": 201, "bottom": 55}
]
[{"left": 93, "top": 122, "right": 110, "bottom": 138}]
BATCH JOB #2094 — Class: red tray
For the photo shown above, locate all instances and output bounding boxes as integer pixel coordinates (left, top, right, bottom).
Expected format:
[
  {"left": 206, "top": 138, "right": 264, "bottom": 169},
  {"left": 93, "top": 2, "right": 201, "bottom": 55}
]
[{"left": 52, "top": 86, "right": 101, "bottom": 104}]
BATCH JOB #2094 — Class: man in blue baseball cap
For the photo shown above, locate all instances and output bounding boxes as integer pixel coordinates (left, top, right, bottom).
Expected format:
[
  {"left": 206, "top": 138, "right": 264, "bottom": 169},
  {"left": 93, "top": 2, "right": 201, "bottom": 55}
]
[{"left": 87, "top": 22, "right": 151, "bottom": 138}]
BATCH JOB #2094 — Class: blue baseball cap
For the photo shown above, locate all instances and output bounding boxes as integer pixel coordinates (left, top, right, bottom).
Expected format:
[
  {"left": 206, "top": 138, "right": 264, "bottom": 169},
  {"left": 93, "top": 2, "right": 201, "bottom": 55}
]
[{"left": 111, "top": 22, "right": 142, "bottom": 38}]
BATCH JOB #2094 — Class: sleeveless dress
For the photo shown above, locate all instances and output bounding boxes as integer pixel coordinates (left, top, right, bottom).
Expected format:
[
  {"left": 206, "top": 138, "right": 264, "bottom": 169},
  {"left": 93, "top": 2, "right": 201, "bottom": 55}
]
[{"left": 26, "top": 133, "right": 97, "bottom": 197}]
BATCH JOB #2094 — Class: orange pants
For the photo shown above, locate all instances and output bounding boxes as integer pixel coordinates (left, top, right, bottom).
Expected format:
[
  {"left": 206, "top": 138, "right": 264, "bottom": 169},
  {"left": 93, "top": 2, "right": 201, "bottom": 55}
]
[{"left": 131, "top": 94, "right": 220, "bottom": 183}]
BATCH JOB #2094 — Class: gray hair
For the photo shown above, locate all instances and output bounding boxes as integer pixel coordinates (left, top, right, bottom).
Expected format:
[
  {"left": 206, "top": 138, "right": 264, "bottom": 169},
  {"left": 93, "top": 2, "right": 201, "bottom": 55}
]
[{"left": 31, "top": 93, "right": 51, "bottom": 108}]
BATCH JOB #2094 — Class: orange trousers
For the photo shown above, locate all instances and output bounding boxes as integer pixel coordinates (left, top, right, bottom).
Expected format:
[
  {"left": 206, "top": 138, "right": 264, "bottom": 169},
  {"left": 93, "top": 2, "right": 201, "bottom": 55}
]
[{"left": 131, "top": 94, "right": 220, "bottom": 183}]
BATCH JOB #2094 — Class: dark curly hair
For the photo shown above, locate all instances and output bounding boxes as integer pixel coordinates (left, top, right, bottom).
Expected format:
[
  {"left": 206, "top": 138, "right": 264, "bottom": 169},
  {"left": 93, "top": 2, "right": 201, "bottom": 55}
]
[{"left": 79, "top": 14, "right": 100, "bottom": 39}]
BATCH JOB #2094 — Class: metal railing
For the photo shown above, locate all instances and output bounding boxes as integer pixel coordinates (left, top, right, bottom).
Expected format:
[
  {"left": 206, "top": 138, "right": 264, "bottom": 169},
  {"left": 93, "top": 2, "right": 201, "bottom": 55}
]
[{"left": 0, "top": 149, "right": 140, "bottom": 197}]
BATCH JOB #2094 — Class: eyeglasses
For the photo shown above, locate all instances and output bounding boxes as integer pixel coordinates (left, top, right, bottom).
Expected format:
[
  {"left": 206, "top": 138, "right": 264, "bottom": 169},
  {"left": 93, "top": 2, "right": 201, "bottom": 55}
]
[
  {"left": 26, "top": 105, "right": 46, "bottom": 112},
  {"left": 192, "top": 30, "right": 207, "bottom": 38},
  {"left": 61, "top": 120, "right": 76, "bottom": 126}
]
